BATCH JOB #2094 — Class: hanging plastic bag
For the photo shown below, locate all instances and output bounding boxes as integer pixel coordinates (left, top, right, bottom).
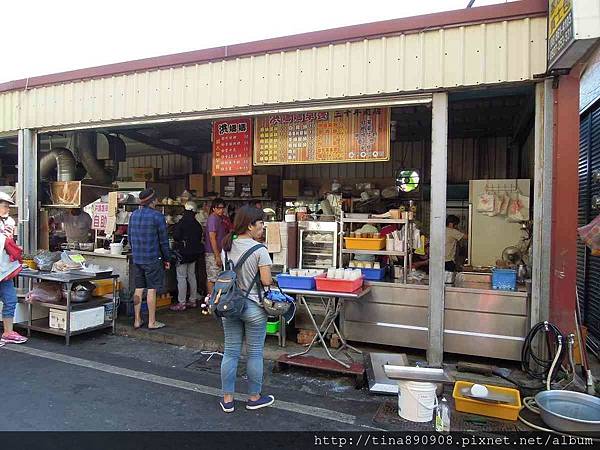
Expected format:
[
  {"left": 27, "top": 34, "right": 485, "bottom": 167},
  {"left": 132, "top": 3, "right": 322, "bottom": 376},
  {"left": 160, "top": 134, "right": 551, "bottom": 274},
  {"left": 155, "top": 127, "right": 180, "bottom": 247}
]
[
  {"left": 477, "top": 192, "right": 495, "bottom": 213},
  {"left": 488, "top": 192, "right": 506, "bottom": 217},
  {"left": 507, "top": 192, "right": 527, "bottom": 222},
  {"left": 499, "top": 191, "right": 510, "bottom": 216},
  {"left": 578, "top": 215, "right": 600, "bottom": 255}
]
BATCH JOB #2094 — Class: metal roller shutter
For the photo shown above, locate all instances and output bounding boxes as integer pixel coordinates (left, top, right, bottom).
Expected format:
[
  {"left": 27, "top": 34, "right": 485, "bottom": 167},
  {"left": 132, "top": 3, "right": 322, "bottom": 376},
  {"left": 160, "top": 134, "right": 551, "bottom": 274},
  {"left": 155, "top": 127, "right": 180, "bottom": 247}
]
[{"left": 578, "top": 103, "right": 600, "bottom": 348}]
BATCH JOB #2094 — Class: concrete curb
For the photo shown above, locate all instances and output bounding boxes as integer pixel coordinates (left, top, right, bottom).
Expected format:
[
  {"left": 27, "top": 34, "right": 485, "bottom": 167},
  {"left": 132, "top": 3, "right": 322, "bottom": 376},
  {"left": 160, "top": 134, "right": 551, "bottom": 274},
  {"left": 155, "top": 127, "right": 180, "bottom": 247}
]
[{"left": 115, "top": 324, "right": 294, "bottom": 362}]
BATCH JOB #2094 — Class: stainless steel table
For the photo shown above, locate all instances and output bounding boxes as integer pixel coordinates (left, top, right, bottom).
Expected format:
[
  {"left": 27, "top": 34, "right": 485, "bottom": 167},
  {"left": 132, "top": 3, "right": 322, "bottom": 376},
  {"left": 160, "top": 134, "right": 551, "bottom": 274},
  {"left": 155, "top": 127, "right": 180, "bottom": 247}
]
[
  {"left": 17, "top": 269, "right": 120, "bottom": 345},
  {"left": 280, "top": 287, "right": 371, "bottom": 368}
]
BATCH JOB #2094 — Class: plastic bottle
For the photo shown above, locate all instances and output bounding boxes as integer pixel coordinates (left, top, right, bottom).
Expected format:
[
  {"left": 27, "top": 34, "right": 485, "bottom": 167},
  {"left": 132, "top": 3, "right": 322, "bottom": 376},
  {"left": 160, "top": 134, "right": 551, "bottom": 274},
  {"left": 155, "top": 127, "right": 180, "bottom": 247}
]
[{"left": 435, "top": 397, "right": 450, "bottom": 433}]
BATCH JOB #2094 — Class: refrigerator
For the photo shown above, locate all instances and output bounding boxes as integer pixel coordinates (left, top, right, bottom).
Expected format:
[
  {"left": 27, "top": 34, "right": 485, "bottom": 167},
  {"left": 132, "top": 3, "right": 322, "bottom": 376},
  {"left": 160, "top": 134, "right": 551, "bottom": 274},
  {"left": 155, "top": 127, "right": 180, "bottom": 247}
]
[{"left": 468, "top": 179, "right": 530, "bottom": 267}]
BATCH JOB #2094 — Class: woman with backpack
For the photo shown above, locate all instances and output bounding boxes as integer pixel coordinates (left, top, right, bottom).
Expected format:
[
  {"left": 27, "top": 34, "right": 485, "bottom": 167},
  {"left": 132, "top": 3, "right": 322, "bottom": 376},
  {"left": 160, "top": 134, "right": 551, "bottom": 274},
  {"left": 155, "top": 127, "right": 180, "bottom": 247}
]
[
  {"left": 218, "top": 205, "right": 274, "bottom": 413},
  {"left": 170, "top": 201, "right": 204, "bottom": 311}
]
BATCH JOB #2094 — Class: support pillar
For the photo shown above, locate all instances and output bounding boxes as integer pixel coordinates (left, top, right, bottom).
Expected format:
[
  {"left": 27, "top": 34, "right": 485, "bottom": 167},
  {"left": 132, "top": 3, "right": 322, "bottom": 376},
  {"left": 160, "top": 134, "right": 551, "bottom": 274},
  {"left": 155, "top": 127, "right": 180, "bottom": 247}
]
[
  {"left": 17, "top": 129, "right": 38, "bottom": 254},
  {"left": 550, "top": 67, "right": 583, "bottom": 334},
  {"left": 427, "top": 92, "right": 448, "bottom": 367},
  {"left": 530, "top": 80, "right": 553, "bottom": 326}
]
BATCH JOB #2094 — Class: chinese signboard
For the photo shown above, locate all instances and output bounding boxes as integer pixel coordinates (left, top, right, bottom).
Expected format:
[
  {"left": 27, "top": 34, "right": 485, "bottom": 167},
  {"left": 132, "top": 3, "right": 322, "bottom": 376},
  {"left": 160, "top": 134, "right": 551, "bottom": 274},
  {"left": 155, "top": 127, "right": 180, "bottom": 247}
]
[
  {"left": 212, "top": 118, "right": 253, "bottom": 176},
  {"left": 548, "top": 0, "right": 574, "bottom": 68},
  {"left": 253, "top": 108, "right": 390, "bottom": 165},
  {"left": 92, "top": 202, "right": 109, "bottom": 231}
]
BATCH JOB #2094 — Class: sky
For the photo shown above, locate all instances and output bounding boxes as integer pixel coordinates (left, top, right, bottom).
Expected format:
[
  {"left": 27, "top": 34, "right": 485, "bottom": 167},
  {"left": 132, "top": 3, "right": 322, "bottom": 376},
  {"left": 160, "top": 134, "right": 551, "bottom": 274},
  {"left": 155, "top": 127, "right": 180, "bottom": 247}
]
[{"left": 0, "top": 0, "right": 508, "bottom": 83}]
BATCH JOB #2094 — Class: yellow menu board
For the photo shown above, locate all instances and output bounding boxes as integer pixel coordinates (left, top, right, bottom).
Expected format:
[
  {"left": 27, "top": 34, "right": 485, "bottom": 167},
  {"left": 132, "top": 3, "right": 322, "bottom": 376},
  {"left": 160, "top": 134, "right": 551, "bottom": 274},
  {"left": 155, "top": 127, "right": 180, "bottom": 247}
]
[{"left": 253, "top": 108, "right": 390, "bottom": 165}]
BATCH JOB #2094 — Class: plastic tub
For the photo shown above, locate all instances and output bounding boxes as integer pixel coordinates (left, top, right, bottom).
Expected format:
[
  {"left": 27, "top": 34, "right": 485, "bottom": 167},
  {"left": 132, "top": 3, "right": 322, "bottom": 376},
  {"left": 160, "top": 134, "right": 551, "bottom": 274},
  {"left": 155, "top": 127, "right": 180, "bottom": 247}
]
[
  {"left": 276, "top": 274, "right": 315, "bottom": 290},
  {"left": 314, "top": 274, "right": 363, "bottom": 293},
  {"left": 491, "top": 268, "right": 517, "bottom": 291},
  {"left": 110, "top": 243, "right": 124, "bottom": 255},
  {"left": 344, "top": 237, "right": 386, "bottom": 250},
  {"left": 452, "top": 381, "right": 521, "bottom": 421},
  {"left": 266, "top": 319, "right": 280, "bottom": 335},
  {"left": 360, "top": 267, "right": 385, "bottom": 280}
]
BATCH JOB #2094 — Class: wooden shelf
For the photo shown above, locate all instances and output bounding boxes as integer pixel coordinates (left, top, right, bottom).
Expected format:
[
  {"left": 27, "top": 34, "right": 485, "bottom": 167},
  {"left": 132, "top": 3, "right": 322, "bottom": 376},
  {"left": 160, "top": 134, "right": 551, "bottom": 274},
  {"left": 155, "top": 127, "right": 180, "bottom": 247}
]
[
  {"left": 17, "top": 318, "right": 113, "bottom": 337},
  {"left": 24, "top": 297, "right": 114, "bottom": 311},
  {"left": 342, "top": 249, "right": 405, "bottom": 256},
  {"left": 341, "top": 218, "right": 408, "bottom": 224}
]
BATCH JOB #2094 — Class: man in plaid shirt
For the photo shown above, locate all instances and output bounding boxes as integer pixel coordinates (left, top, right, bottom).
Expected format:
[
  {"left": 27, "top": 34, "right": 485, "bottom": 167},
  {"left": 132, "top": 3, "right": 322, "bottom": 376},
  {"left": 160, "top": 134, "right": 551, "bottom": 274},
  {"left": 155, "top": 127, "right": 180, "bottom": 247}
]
[{"left": 129, "top": 188, "right": 171, "bottom": 330}]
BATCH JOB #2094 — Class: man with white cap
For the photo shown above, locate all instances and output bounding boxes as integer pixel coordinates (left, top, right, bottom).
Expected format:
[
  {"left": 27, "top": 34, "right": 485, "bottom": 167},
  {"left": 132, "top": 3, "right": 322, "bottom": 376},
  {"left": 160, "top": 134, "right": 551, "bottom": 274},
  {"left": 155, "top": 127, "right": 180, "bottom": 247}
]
[
  {"left": 0, "top": 192, "right": 27, "bottom": 345},
  {"left": 170, "top": 201, "right": 204, "bottom": 311}
]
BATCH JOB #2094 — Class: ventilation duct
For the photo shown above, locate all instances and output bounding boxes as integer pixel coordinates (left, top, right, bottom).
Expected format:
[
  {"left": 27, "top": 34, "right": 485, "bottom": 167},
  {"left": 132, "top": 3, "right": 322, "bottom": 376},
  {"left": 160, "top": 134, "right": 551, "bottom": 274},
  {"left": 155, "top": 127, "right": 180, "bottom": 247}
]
[
  {"left": 75, "top": 132, "right": 116, "bottom": 185},
  {"left": 39, "top": 148, "right": 77, "bottom": 181}
]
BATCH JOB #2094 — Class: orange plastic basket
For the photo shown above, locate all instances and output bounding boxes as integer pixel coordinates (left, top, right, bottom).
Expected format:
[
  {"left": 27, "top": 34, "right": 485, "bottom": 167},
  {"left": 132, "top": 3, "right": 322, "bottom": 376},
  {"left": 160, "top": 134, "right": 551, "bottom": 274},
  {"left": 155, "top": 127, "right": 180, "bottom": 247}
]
[
  {"left": 452, "top": 381, "right": 522, "bottom": 421},
  {"left": 344, "top": 237, "right": 386, "bottom": 250}
]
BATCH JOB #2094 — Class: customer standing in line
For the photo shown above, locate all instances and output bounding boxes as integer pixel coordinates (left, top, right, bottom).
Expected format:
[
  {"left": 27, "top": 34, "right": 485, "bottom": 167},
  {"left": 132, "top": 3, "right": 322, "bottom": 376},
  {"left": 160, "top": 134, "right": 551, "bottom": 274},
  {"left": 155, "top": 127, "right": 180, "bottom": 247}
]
[
  {"left": 129, "top": 188, "right": 171, "bottom": 329},
  {"left": 219, "top": 205, "right": 275, "bottom": 413},
  {"left": 0, "top": 192, "right": 27, "bottom": 345},
  {"left": 201, "top": 198, "right": 227, "bottom": 313},
  {"left": 170, "top": 201, "right": 203, "bottom": 311}
]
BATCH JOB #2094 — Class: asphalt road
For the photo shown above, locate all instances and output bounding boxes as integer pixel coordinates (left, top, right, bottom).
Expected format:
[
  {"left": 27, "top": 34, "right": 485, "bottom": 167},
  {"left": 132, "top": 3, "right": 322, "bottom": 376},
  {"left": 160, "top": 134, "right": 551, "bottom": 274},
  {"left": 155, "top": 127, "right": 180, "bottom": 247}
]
[{"left": 1, "top": 332, "right": 387, "bottom": 432}]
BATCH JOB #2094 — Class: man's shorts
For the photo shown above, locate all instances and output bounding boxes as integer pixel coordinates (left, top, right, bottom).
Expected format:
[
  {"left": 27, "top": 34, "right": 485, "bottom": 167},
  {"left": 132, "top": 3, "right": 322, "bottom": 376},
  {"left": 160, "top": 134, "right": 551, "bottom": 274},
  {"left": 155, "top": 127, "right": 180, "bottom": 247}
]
[
  {"left": 134, "top": 260, "right": 165, "bottom": 291},
  {"left": 205, "top": 253, "right": 221, "bottom": 283}
]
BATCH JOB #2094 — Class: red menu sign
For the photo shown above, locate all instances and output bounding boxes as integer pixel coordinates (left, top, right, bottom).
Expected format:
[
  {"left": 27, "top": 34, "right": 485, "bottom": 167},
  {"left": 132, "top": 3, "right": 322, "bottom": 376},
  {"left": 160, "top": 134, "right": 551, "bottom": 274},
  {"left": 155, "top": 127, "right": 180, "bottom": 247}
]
[{"left": 212, "top": 118, "right": 253, "bottom": 176}]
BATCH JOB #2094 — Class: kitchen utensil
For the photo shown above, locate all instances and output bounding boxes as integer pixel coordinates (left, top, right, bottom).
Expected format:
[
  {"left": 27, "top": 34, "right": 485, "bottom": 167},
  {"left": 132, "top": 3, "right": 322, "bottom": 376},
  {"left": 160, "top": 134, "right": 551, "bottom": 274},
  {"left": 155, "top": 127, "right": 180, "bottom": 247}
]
[
  {"left": 459, "top": 387, "right": 513, "bottom": 404},
  {"left": 535, "top": 390, "right": 600, "bottom": 434}
]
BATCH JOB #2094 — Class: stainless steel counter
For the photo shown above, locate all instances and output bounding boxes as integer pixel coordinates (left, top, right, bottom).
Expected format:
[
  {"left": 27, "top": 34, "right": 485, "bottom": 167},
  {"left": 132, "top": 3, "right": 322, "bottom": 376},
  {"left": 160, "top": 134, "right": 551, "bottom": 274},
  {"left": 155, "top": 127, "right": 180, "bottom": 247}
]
[
  {"left": 78, "top": 251, "right": 129, "bottom": 260},
  {"left": 340, "top": 274, "right": 529, "bottom": 361}
]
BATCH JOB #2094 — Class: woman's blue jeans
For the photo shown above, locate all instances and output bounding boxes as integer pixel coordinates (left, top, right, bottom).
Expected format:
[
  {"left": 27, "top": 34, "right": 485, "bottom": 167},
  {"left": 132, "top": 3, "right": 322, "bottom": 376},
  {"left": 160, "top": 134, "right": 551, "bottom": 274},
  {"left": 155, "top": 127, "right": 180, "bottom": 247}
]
[
  {"left": 221, "top": 298, "right": 268, "bottom": 396},
  {"left": 0, "top": 279, "right": 17, "bottom": 319}
]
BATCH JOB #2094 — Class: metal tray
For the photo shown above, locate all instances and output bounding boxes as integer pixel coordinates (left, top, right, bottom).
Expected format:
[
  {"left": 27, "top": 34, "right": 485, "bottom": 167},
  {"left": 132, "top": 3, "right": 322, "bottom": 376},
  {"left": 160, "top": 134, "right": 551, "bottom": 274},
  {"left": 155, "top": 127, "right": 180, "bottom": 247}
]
[
  {"left": 535, "top": 390, "right": 600, "bottom": 434},
  {"left": 383, "top": 364, "right": 453, "bottom": 384}
]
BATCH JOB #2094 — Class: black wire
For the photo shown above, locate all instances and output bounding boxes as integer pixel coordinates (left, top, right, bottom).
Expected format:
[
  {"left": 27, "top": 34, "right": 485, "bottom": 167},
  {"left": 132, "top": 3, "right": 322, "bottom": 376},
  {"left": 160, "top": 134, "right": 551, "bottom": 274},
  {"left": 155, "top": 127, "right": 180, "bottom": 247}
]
[{"left": 521, "top": 321, "right": 566, "bottom": 382}]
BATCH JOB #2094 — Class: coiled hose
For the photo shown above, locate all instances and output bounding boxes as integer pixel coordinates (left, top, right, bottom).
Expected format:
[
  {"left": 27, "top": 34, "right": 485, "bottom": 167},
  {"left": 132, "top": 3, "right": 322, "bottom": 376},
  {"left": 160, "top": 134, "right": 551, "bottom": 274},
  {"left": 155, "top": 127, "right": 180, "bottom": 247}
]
[
  {"left": 518, "top": 322, "right": 599, "bottom": 441},
  {"left": 521, "top": 321, "right": 565, "bottom": 387}
]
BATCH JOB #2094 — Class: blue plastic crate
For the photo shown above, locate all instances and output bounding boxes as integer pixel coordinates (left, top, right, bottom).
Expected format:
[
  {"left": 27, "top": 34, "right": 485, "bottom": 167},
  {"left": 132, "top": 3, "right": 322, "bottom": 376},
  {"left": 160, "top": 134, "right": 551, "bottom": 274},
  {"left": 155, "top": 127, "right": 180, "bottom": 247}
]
[
  {"left": 276, "top": 274, "right": 316, "bottom": 290},
  {"left": 360, "top": 267, "right": 385, "bottom": 281},
  {"left": 491, "top": 269, "right": 517, "bottom": 291}
]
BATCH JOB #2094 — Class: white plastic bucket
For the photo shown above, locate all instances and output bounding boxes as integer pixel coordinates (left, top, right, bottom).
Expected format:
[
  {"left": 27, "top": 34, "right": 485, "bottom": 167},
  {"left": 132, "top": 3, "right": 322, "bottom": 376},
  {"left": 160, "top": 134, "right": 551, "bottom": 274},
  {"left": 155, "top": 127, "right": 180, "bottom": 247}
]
[
  {"left": 397, "top": 381, "right": 437, "bottom": 422},
  {"left": 110, "top": 243, "right": 123, "bottom": 255}
]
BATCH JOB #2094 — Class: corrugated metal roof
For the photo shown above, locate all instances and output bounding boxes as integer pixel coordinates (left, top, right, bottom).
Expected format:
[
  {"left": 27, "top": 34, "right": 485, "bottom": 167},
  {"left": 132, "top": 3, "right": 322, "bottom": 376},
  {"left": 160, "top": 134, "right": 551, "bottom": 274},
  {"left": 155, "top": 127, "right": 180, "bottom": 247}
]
[{"left": 0, "top": 15, "right": 547, "bottom": 134}]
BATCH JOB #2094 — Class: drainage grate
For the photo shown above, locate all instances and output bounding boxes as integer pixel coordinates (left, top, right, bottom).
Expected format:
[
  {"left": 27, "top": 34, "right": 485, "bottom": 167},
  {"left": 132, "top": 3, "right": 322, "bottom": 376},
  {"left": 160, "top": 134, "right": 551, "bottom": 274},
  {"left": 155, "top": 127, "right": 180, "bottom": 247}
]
[{"left": 373, "top": 401, "right": 525, "bottom": 433}]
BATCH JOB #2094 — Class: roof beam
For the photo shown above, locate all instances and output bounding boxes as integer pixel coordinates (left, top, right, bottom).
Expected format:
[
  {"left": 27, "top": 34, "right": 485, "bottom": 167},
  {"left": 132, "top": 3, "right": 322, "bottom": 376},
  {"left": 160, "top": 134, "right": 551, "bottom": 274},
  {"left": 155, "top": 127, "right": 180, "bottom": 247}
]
[{"left": 120, "top": 130, "right": 196, "bottom": 158}]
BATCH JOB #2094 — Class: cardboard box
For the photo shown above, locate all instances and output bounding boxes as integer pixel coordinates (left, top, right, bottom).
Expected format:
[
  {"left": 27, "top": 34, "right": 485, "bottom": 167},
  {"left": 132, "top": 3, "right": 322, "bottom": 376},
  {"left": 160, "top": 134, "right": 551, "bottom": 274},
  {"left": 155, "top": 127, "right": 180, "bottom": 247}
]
[
  {"left": 116, "top": 182, "right": 170, "bottom": 200},
  {"left": 49, "top": 307, "right": 105, "bottom": 331},
  {"left": 188, "top": 174, "right": 207, "bottom": 197},
  {"left": 283, "top": 180, "right": 301, "bottom": 198},
  {"left": 132, "top": 167, "right": 160, "bottom": 182},
  {"left": 252, "top": 175, "right": 280, "bottom": 197}
]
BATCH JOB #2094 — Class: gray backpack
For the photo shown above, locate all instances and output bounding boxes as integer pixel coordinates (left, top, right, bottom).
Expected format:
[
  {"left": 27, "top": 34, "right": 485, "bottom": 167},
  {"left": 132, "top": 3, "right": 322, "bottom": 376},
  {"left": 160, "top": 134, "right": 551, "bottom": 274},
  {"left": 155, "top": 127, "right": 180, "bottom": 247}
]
[{"left": 207, "top": 244, "right": 265, "bottom": 319}]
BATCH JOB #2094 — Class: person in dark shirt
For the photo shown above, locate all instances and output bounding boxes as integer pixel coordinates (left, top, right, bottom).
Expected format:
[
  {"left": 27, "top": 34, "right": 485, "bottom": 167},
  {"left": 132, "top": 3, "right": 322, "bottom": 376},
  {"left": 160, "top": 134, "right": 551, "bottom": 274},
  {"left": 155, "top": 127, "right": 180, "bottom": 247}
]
[
  {"left": 170, "top": 201, "right": 204, "bottom": 311},
  {"left": 129, "top": 188, "right": 171, "bottom": 329}
]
